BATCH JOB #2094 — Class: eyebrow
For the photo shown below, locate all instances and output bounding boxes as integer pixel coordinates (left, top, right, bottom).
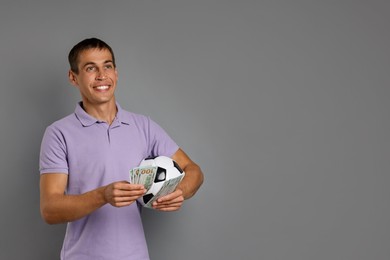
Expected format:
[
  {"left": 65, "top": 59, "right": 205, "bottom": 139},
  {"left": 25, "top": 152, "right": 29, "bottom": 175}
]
[{"left": 82, "top": 60, "right": 114, "bottom": 68}]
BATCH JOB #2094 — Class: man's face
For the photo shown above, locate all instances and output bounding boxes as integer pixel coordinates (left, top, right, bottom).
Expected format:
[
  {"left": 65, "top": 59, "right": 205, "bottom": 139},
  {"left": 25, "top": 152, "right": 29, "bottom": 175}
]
[{"left": 69, "top": 48, "right": 118, "bottom": 106}]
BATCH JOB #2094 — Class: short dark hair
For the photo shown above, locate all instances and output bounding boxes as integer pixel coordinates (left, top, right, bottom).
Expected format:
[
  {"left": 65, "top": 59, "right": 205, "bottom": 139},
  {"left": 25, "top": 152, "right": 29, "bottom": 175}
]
[{"left": 68, "top": 38, "right": 116, "bottom": 74}]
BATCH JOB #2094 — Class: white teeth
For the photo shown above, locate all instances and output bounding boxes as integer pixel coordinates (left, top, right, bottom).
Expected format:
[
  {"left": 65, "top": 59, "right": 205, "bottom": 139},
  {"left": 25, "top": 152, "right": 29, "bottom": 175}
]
[{"left": 96, "top": 85, "right": 109, "bottom": 90}]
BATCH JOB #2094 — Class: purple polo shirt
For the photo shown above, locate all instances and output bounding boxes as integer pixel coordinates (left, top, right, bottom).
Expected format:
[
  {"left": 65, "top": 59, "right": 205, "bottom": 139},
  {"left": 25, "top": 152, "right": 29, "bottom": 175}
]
[{"left": 39, "top": 102, "right": 179, "bottom": 260}]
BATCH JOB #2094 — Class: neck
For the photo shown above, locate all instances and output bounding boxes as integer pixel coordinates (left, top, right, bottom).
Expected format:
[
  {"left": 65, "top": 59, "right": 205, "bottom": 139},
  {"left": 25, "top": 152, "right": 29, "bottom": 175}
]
[{"left": 82, "top": 99, "right": 117, "bottom": 125}]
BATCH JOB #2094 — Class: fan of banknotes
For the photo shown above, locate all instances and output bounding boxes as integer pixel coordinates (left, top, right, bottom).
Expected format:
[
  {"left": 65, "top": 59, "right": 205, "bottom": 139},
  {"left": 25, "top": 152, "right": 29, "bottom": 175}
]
[
  {"left": 129, "top": 156, "right": 185, "bottom": 208},
  {"left": 129, "top": 165, "right": 158, "bottom": 191}
]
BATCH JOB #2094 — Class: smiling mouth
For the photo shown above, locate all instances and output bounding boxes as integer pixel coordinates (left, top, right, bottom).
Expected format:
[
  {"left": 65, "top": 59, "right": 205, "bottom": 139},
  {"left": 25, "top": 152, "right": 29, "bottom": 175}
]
[{"left": 94, "top": 85, "right": 110, "bottom": 90}]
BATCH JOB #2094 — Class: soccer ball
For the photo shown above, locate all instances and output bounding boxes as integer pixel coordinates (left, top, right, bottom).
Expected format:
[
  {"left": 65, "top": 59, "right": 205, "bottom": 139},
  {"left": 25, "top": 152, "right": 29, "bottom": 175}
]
[{"left": 137, "top": 156, "right": 185, "bottom": 208}]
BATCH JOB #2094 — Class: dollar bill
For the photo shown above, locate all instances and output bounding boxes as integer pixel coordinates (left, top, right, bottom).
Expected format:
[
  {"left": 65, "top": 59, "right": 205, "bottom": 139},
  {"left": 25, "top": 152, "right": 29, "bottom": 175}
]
[
  {"left": 129, "top": 166, "right": 157, "bottom": 192},
  {"left": 145, "top": 175, "right": 184, "bottom": 208},
  {"left": 138, "top": 166, "right": 157, "bottom": 191}
]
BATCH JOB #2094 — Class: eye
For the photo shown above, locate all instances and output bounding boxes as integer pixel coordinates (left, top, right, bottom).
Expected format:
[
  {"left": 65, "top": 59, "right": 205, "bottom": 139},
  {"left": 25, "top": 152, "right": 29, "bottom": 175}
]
[
  {"left": 104, "top": 64, "right": 114, "bottom": 70},
  {"left": 86, "top": 66, "right": 96, "bottom": 72}
]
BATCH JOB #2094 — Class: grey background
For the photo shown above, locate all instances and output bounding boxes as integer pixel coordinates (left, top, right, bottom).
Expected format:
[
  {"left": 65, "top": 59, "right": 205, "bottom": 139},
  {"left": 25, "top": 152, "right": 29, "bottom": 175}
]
[{"left": 0, "top": 1, "right": 389, "bottom": 259}]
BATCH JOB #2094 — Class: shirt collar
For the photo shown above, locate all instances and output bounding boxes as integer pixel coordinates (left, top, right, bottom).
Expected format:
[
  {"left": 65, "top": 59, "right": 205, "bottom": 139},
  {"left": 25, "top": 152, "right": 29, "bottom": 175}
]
[
  {"left": 115, "top": 103, "right": 130, "bottom": 125},
  {"left": 74, "top": 102, "right": 130, "bottom": 127}
]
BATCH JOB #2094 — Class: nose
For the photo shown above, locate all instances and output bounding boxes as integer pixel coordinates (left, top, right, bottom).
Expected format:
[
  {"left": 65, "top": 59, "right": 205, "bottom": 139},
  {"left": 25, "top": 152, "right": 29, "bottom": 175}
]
[{"left": 95, "top": 71, "right": 107, "bottom": 80}]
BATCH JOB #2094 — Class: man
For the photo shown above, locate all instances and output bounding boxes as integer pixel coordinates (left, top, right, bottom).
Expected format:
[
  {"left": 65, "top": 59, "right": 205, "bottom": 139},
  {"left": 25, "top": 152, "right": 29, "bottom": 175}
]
[{"left": 39, "top": 38, "right": 204, "bottom": 259}]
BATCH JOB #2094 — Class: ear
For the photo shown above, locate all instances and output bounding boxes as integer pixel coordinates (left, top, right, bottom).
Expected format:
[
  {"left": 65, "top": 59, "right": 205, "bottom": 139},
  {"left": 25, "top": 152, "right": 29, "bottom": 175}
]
[{"left": 68, "top": 70, "right": 78, "bottom": 87}]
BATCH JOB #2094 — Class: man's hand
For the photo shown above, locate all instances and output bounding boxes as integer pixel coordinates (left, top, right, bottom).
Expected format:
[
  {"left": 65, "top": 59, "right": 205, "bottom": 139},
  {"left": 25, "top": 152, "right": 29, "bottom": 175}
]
[
  {"left": 40, "top": 174, "right": 147, "bottom": 224},
  {"left": 152, "top": 189, "right": 185, "bottom": 211},
  {"left": 104, "top": 181, "right": 146, "bottom": 207},
  {"left": 150, "top": 148, "right": 204, "bottom": 212}
]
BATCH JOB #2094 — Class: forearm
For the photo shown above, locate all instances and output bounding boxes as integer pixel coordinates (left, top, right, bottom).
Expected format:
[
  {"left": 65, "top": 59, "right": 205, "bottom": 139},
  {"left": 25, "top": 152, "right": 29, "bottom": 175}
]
[
  {"left": 178, "top": 163, "right": 204, "bottom": 200},
  {"left": 41, "top": 186, "right": 107, "bottom": 224},
  {"left": 150, "top": 151, "right": 204, "bottom": 211}
]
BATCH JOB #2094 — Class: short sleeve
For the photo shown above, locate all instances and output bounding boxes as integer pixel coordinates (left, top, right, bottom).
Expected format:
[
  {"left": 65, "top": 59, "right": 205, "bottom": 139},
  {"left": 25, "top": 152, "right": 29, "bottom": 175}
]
[
  {"left": 147, "top": 117, "right": 179, "bottom": 158},
  {"left": 39, "top": 125, "right": 69, "bottom": 174}
]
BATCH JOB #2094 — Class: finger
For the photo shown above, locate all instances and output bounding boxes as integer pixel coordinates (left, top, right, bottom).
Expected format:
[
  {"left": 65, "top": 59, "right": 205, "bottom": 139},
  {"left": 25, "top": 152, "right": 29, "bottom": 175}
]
[
  {"left": 114, "top": 189, "right": 146, "bottom": 198},
  {"left": 116, "top": 183, "right": 145, "bottom": 191},
  {"left": 110, "top": 193, "right": 146, "bottom": 207},
  {"left": 156, "top": 194, "right": 184, "bottom": 204},
  {"left": 114, "top": 193, "right": 144, "bottom": 201},
  {"left": 153, "top": 203, "right": 183, "bottom": 211},
  {"left": 153, "top": 197, "right": 184, "bottom": 208},
  {"left": 155, "top": 199, "right": 183, "bottom": 208},
  {"left": 156, "top": 190, "right": 183, "bottom": 203},
  {"left": 154, "top": 201, "right": 183, "bottom": 208}
]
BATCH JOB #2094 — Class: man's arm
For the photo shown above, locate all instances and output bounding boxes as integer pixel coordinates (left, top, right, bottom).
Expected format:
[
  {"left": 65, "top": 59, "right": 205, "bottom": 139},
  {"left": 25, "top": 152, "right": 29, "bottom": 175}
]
[
  {"left": 172, "top": 149, "right": 204, "bottom": 200},
  {"left": 40, "top": 173, "right": 146, "bottom": 224},
  {"left": 152, "top": 148, "right": 204, "bottom": 211}
]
